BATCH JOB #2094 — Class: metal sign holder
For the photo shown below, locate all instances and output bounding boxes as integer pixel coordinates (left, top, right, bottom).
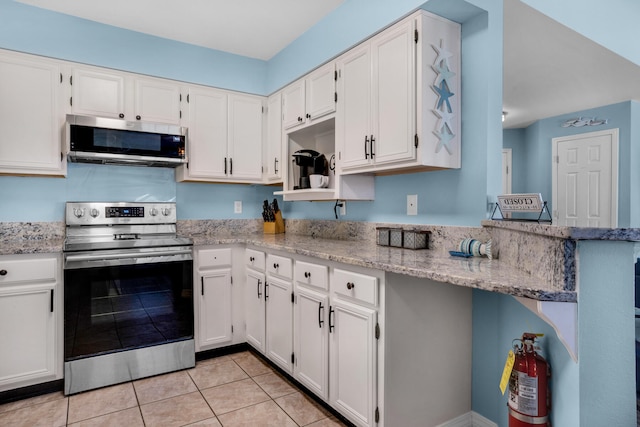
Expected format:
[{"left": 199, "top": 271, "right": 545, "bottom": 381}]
[{"left": 491, "top": 193, "right": 552, "bottom": 223}]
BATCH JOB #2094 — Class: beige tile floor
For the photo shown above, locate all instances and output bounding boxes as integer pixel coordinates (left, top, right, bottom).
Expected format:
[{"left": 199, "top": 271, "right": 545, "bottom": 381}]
[{"left": 0, "top": 351, "right": 349, "bottom": 427}]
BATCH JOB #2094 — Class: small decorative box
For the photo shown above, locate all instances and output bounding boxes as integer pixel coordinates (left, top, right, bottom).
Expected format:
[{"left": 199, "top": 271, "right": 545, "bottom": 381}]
[
  {"left": 376, "top": 227, "right": 390, "bottom": 246},
  {"left": 389, "top": 228, "right": 404, "bottom": 247},
  {"left": 403, "top": 230, "right": 430, "bottom": 249}
]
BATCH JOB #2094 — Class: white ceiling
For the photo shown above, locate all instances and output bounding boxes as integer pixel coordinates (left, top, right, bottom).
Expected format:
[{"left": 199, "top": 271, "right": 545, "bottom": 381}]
[
  {"left": 17, "top": 0, "right": 345, "bottom": 60},
  {"left": 18, "top": 0, "right": 640, "bottom": 129}
]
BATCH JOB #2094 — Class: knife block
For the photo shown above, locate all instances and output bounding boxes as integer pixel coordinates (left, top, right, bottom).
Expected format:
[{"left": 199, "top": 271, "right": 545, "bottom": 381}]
[{"left": 264, "top": 211, "right": 285, "bottom": 234}]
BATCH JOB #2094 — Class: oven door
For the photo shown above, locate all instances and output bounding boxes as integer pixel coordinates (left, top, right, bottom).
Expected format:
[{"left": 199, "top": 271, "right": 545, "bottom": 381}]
[{"left": 63, "top": 246, "right": 194, "bottom": 394}]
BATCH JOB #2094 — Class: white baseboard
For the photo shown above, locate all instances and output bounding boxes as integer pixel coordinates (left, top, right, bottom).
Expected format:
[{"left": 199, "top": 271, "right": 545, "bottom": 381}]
[{"left": 434, "top": 411, "right": 498, "bottom": 427}]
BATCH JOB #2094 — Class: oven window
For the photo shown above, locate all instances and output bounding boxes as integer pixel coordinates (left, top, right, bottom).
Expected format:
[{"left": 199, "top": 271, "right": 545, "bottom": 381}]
[{"left": 64, "top": 260, "right": 193, "bottom": 361}]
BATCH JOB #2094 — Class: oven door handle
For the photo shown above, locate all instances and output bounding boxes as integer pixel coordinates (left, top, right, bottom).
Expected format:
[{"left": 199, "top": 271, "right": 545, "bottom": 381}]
[{"left": 65, "top": 248, "right": 193, "bottom": 264}]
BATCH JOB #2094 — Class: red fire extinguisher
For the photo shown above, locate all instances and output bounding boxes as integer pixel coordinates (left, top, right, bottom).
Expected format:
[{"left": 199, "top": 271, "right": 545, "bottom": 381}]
[{"left": 508, "top": 333, "right": 551, "bottom": 426}]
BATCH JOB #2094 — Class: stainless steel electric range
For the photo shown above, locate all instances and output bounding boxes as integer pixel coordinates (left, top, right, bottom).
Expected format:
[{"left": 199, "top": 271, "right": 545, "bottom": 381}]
[{"left": 63, "top": 202, "right": 194, "bottom": 395}]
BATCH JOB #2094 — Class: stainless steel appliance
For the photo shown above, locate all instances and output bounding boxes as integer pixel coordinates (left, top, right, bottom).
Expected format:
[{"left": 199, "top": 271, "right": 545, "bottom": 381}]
[
  {"left": 66, "top": 114, "right": 187, "bottom": 167},
  {"left": 292, "top": 149, "right": 328, "bottom": 189},
  {"left": 63, "top": 202, "right": 194, "bottom": 395}
]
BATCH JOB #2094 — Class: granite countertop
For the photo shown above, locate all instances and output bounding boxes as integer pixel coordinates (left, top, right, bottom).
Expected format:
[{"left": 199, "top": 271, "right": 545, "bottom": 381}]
[{"left": 193, "top": 233, "right": 577, "bottom": 302}]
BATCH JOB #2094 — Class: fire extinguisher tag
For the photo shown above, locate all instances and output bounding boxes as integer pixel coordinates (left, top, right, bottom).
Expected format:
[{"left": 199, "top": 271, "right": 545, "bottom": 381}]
[{"left": 499, "top": 350, "right": 515, "bottom": 395}]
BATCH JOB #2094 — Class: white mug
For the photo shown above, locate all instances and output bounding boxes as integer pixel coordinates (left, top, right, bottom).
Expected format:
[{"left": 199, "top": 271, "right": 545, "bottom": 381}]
[{"left": 310, "top": 174, "right": 329, "bottom": 188}]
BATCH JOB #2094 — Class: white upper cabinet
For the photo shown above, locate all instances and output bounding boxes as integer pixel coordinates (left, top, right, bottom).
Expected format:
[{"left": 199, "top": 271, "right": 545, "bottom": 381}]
[
  {"left": 227, "top": 93, "right": 263, "bottom": 181},
  {"left": 265, "top": 91, "right": 283, "bottom": 183},
  {"left": 69, "top": 67, "right": 125, "bottom": 119},
  {"left": 133, "top": 76, "right": 182, "bottom": 124},
  {"left": 69, "top": 66, "right": 182, "bottom": 125},
  {"left": 177, "top": 86, "right": 264, "bottom": 183},
  {"left": 337, "top": 10, "right": 461, "bottom": 175},
  {"left": 0, "top": 50, "right": 66, "bottom": 176},
  {"left": 283, "top": 62, "right": 336, "bottom": 131}
]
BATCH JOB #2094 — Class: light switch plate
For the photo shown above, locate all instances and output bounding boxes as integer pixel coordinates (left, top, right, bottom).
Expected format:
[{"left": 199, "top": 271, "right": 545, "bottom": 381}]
[
  {"left": 234, "top": 201, "right": 242, "bottom": 214},
  {"left": 407, "top": 194, "right": 418, "bottom": 215}
]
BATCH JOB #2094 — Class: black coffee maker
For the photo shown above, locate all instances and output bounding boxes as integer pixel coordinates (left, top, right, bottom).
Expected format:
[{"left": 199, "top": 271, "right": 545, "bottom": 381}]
[{"left": 292, "top": 149, "right": 328, "bottom": 189}]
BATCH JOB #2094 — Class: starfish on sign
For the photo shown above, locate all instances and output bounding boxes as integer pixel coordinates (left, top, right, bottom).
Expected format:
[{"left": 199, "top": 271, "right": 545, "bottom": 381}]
[
  {"left": 432, "top": 41, "right": 453, "bottom": 69},
  {"left": 433, "top": 108, "right": 455, "bottom": 134},
  {"left": 433, "top": 81, "right": 454, "bottom": 113},
  {"left": 432, "top": 62, "right": 456, "bottom": 88},
  {"left": 433, "top": 126, "right": 455, "bottom": 155}
]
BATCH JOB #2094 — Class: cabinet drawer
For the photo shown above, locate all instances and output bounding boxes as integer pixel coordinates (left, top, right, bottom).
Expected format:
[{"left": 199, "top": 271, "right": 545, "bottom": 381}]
[
  {"left": 295, "top": 260, "right": 328, "bottom": 291},
  {"left": 198, "top": 248, "right": 231, "bottom": 269},
  {"left": 332, "top": 268, "right": 378, "bottom": 306},
  {"left": 0, "top": 256, "right": 57, "bottom": 284},
  {"left": 246, "top": 249, "right": 265, "bottom": 271},
  {"left": 266, "top": 254, "right": 292, "bottom": 279}
]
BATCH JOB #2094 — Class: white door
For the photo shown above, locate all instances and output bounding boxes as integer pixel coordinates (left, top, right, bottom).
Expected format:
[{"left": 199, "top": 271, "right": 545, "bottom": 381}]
[
  {"left": 337, "top": 44, "right": 372, "bottom": 171},
  {"left": 294, "top": 287, "right": 329, "bottom": 400},
  {"left": 552, "top": 129, "right": 618, "bottom": 227},
  {"left": 227, "top": 93, "right": 263, "bottom": 181},
  {"left": 370, "top": 18, "right": 415, "bottom": 166},
  {"left": 185, "top": 87, "right": 228, "bottom": 179},
  {"left": 329, "top": 299, "right": 377, "bottom": 427},
  {"left": 265, "top": 276, "right": 293, "bottom": 373},
  {"left": 198, "top": 269, "right": 232, "bottom": 349},
  {"left": 245, "top": 269, "right": 265, "bottom": 352}
]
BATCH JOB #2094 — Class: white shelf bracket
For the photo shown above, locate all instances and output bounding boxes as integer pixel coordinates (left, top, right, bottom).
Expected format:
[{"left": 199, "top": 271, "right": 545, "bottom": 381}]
[{"left": 514, "top": 296, "right": 578, "bottom": 362}]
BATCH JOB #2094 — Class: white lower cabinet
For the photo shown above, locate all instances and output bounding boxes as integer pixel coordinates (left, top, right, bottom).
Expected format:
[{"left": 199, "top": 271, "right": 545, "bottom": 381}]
[
  {"left": 0, "top": 254, "right": 62, "bottom": 392},
  {"left": 245, "top": 251, "right": 266, "bottom": 353},
  {"left": 195, "top": 247, "right": 246, "bottom": 352},
  {"left": 265, "top": 275, "right": 293, "bottom": 373}
]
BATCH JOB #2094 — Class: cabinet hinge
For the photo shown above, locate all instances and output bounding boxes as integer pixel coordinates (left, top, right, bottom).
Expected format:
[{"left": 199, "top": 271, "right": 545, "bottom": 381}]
[
  {"left": 187, "top": 94, "right": 190, "bottom": 103},
  {"left": 414, "top": 134, "right": 419, "bottom": 148},
  {"left": 262, "top": 106, "right": 265, "bottom": 114},
  {"left": 375, "top": 322, "right": 380, "bottom": 340},
  {"left": 334, "top": 92, "right": 338, "bottom": 103},
  {"left": 59, "top": 73, "right": 63, "bottom": 84},
  {"left": 70, "top": 97, "right": 73, "bottom": 107},
  {"left": 231, "top": 325, "right": 234, "bottom": 333},
  {"left": 414, "top": 29, "right": 419, "bottom": 43},
  {"left": 60, "top": 152, "right": 64, "bottom": 162},
  {"left": 375, "top": 407, "right": 380, "bottom": 423},
  {"left": 179, "top": 93, "right": 182, "bottom": 102},
  {"left": 179, "top": 110, "right": 182, "bottom": 119},
  {"left": 291, "top": 292, "right": 294, "bottom": 303},
  {"left": 231, "top": 276, "right": 233, "bottom": 285},
  {"left": 69, "top": 75, "right": 73, "bottom": 85},
  {"left": 50, "top": 289, "right": 54, "bottom": 313},
  {"left": 554, "top": 155, "right": 559, "bottom": 163},
  {"left": 334, "top": 70, "right": 338, "bottom": 81},
  {"left": 291, "top": 352, "right": 295, "bottom": 364}
]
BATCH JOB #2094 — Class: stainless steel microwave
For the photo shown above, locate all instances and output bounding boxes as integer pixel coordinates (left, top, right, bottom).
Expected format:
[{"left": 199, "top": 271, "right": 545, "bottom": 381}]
[{"left": 66, "top": 114, "right": 187, "bottom": 167}]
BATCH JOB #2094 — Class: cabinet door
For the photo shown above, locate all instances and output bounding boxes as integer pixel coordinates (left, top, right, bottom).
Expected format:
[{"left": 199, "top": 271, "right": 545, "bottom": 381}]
[
  {"left": 265, "top": 276, "right": 293, "bottom": 373},
  {"left": 71, "top": 67, "right": 126, "bottom": 119},
  {"left": 330, "top": 299, "right": 377, "bottom": 427},
  {"left": 0, "top": 53, "right": 65, "bottom": 176},
  {"left": 134, "top": 77, "right": 182, "bottom": 124},
  {"left": 0, "top": 283, "right": 56, "bottom": 390},
  {"left": 306, "top": 62, "right": 336, "bottom": 122},
  {"left": 228, "top": 93, "right": 263, "bottom": 181},
  {"left": 336, "top": 44, "right": 372, "bottom": 171},
  {"left": 294, "top": 286, "right": 329, "bottom": 400},
  {"left": 370, "top": 19, "right": 416, "bottom": 166},
  {"left": 245, "top": 268, "right": 265, "bottom": 353},
  {"left": 198, "top": 269, "right": 232, "bottom": 349},
  {"left": 282, "top": 79, "right": 305, "bottom": 130},
  {"left": 265, "top": 92, "right": 283, "bottom": 182},
  {"left": 185, "top": 87, "right": 228, "bottom": 179}
]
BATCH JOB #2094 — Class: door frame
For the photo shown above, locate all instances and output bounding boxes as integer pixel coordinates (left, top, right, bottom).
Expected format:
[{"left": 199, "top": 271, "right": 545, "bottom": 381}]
[{"left": 551, "top": 128, "right": 619, "bottom": 227}]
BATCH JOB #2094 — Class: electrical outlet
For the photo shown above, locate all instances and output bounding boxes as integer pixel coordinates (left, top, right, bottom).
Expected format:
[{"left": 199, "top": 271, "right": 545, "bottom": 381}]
[
  {"left": 340, "top": 201, "right": 346, "bottom": 216},
  {"left": 407, "top": 194, "right": 418, "bottom": 215},
  {"left": 234, "top": 200, "right": 242, "bottom": 214}
]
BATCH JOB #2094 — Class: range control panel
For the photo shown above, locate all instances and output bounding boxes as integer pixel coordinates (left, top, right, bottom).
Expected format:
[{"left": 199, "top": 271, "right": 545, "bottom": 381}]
[{"left": 65, "top": 202, "right": 176, "bottom": 225}]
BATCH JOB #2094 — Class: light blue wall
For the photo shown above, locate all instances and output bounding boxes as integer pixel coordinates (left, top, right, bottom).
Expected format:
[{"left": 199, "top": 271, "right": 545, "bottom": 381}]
[{"left": 0, "top": 0, "right": 267, "bottom": 94}]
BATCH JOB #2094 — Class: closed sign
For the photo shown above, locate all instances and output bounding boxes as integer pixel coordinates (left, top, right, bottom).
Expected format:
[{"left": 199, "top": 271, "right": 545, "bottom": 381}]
[{"left": 497, "top": 193, "right": 544, "bottom": 212}]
